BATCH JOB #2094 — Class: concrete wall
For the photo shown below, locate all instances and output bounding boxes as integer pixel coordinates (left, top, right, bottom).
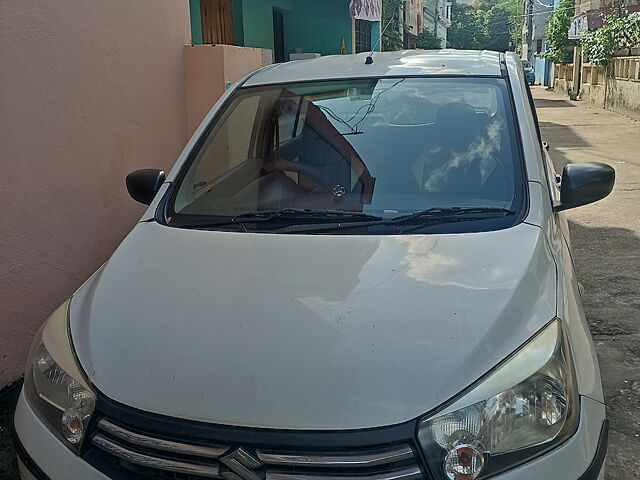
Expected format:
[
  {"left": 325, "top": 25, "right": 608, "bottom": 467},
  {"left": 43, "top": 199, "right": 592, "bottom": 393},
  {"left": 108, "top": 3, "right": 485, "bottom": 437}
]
[
  {"left": 606, "top": 78, "right": 640, "bottom": 120},
  {"left": 0, "top": 0, "right": 190, "bottom": 387},
  {"left": 553, "top": 60, "right": 640, "bottom": 118},
  {"left": 554, "top": 78, "right": 573, "bottom": 94},
  {"left": 581, "top": 83, "right": 606, "bottom": 107}
]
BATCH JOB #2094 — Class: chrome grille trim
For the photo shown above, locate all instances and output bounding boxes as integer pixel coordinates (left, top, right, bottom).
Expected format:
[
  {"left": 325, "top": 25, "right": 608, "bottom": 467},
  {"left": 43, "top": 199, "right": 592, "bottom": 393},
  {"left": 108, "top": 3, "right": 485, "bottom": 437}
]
[
  {"left": 98, "top": 419, "right": 227, "bottom": 459},
  {"left": 88, "top": 415, "right": 427, "bottom": 480},
  {"left": 92, "top": 433, "right": 222, "bottom": 478},
  {"left": 266, "top": 466, "right": 424, "bottom": 480},
  {"left": 256, "top": 444, "right": 415, "bottom": 467}
]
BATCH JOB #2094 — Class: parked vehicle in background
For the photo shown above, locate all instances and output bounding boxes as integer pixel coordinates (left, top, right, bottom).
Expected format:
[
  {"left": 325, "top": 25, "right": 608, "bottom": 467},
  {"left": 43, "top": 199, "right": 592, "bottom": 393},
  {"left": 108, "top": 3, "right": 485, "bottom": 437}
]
[
  {"left": 522, "top": 59, "right": 536, "bottom": 85},
  {"left": 13, "top": 51, "right": 613, "bottom": 480}
]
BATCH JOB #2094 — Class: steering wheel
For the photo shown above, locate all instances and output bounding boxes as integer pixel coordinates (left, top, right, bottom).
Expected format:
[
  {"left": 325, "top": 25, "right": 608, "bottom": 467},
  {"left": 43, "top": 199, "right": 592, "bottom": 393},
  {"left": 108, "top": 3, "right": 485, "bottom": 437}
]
[{"left": 262, "top": 158, "right": 332, "bottom": 195}]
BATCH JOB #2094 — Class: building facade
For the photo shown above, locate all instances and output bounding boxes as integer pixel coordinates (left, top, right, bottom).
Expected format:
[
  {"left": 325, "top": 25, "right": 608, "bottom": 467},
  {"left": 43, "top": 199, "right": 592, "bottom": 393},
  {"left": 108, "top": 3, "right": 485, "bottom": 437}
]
[
  {"left": 189, "top": 0, "right": 382, "bottom": 61},
  {"left": 530, "top": 0, "right": 558, "bottom": 85},
  {"left": 423, "top": 0, "right": 451, "bottom": 47},
  {"left": 404, "top": 0, "right": 425, "bottom": 47}
]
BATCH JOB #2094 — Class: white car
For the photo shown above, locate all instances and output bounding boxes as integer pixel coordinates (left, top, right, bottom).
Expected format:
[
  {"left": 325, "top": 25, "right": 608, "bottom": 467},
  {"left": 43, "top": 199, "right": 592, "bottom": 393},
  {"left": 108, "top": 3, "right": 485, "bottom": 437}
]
[{"left": 13, "top": 50, "right": 614, "bottom": 480}]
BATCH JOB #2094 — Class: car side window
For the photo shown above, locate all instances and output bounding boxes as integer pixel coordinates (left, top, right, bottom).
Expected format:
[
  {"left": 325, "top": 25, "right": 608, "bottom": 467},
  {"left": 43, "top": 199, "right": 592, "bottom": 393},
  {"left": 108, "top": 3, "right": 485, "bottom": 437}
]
[{"left": 175, "top": 94, "right": 262, "bottom": 212}]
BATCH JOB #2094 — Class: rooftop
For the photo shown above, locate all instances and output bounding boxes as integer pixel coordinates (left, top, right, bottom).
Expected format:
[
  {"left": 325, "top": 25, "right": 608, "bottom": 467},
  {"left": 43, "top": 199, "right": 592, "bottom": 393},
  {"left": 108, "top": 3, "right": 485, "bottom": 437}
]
[{"left": 244, "top": 50, "right": 505, "bottom": 87}]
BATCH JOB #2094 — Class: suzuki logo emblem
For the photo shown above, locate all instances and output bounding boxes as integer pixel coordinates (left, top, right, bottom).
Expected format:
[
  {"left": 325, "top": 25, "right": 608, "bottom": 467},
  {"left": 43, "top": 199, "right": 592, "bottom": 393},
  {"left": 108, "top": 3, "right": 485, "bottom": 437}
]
[{"left": 220, "top": 447, "right": 263, "bottom": 480}]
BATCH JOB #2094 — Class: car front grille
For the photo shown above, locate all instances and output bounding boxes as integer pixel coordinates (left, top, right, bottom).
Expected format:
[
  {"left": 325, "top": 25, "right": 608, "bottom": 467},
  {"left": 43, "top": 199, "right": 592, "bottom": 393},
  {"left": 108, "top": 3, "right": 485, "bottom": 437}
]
[{"left": 84, "top": 399, "right": 428, "bottom": 480}]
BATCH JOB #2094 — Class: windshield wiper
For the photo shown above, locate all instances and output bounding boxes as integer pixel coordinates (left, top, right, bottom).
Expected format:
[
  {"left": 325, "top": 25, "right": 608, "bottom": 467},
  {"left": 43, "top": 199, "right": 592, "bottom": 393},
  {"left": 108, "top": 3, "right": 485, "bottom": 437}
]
[
  {"left": 173, "top": 208, "right": 383, "bottom": 229},
  {"left": 387, "top": 207, "right": 515, "bottom": 226},
  {"left": 273, "top": 207, "right": 515, "bottom": 233}
]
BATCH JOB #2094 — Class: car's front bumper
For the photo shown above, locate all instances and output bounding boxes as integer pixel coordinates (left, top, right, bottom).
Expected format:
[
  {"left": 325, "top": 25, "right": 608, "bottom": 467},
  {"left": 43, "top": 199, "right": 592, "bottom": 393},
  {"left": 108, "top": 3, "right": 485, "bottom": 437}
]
[{"left": 13, "top": 388, "right": 607, "bottom": 480}]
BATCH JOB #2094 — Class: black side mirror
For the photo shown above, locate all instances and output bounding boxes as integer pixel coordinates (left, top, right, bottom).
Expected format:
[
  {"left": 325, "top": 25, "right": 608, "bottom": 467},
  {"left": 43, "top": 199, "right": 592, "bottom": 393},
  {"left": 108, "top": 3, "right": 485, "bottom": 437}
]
[
  {"left": 553, "top": 162, "right": 615, "bottom": 212},
  {"left": 126, "top": 169, "right": 165, "bottom": 205}
]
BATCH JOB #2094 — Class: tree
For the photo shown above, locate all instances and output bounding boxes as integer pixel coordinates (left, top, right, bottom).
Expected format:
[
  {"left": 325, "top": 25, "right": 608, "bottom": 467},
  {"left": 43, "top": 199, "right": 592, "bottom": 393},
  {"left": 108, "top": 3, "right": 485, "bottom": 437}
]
[
  {"left": 485, "top": 6, "right": 513, "bottom": 51},
  {"left": 382, "top": 0, "right": 404, "bottom": 51},
  {"left": 544, "top": 0, "right": 575, "bottom": 63},
  {"left": 494, "top": 0, "right": 522, "bottom": 50},
  {"left": 416, "top": 29, "right": 443, "bottom": 49},
  {"left": 448, "top": 1, "right": 488, "bottom": 49}
]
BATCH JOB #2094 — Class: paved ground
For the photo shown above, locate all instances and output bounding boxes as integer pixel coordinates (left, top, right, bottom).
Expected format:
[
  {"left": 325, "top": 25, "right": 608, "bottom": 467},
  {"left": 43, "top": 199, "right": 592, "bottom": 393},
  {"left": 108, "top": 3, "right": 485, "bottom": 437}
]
[
  {"left": 0, "top": 87, "right": 638, "bottom": 480},
  {"left": 534, "top": 86, "right": 640, "bottom": 479}
]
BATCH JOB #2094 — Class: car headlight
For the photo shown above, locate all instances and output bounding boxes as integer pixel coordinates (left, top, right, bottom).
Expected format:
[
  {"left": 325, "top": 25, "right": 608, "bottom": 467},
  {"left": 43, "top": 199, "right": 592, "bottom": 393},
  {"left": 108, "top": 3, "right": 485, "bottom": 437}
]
[
  {"left": 418, "top": 319, "right": 578, "bottom": 479},
  {"left": 23, "top": 299, "right": 96, "bottom": 452}
]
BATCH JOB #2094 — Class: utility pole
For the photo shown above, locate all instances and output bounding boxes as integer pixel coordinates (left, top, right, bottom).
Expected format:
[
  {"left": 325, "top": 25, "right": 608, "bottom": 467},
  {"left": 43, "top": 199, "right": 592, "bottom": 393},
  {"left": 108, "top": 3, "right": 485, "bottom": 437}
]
[{"left": 521, "top": 0, "right": 533, "bottom": 59}]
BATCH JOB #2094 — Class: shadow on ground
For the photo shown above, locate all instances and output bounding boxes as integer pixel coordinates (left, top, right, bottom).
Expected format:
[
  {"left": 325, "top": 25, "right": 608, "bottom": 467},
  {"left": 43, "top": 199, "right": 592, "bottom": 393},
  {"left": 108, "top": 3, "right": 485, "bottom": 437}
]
[
  {"left": 535, "top": 94, "right": 592, "bottom": 171},
  {"left": 538, "top": 120, "right": 592, "bottom": 171},
  {"left": 568, "top": 221, "right": 640, "bottom": 480},
  {"left": 0, "top": 380, "right": 21, "bottom": 480},
  {"left": 534, "top": 97, "right": 576, "bottom": 108}
]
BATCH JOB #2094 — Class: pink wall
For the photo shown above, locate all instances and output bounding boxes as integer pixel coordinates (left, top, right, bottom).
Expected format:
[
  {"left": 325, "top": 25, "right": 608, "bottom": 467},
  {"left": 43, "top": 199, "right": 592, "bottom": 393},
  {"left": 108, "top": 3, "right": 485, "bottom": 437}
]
[{"left": 0, "top": 1, "right": 190, "bottom": 386}]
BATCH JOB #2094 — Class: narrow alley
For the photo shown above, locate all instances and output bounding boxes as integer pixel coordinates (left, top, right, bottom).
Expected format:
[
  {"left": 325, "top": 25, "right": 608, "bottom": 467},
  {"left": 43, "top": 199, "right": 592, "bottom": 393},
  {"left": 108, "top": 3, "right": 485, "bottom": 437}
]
[{"left": 533, "top": 86, "right": 640, "bottom": 479}]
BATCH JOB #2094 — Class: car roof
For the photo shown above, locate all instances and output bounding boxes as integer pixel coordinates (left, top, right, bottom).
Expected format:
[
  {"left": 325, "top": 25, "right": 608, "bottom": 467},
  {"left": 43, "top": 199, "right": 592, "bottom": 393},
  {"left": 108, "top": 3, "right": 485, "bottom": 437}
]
[{"left": 244, "top": 50, "right": 504, "bottom": 87}]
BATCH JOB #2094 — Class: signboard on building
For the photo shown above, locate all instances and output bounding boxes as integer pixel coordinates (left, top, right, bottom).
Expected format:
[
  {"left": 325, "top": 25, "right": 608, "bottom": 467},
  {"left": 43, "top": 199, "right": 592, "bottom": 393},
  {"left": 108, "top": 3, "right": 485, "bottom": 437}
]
[{"left": 350, "top": 0, "right": 382, "bottom": 21}]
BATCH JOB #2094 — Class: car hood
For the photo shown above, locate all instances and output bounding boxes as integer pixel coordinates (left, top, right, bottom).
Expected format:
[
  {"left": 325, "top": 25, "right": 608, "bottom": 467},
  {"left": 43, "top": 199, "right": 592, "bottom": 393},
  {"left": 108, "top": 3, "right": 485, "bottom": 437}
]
[{"left": 71, "top": 221, "right": 556, "bottom": 430}]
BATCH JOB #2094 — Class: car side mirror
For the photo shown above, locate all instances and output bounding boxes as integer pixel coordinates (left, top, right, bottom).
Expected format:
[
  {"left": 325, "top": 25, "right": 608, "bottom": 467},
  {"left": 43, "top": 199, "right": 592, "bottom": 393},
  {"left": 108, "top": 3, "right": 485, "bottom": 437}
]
[
  {"left": 126, "top": 169, "right": 165, "bottom": 205},
  {"left": 553, "top": 162, "right": 614, "bottom": 212}
]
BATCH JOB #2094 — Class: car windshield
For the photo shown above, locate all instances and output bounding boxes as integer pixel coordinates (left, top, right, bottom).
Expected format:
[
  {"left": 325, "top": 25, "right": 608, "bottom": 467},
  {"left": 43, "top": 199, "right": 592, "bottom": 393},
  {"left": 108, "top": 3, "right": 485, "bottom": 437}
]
[
  {"left": 168, "top": 77, "right": 525, "bottom": 234},
  {"left": 522, "top": 61, "right": 532, "bottom": 68}
]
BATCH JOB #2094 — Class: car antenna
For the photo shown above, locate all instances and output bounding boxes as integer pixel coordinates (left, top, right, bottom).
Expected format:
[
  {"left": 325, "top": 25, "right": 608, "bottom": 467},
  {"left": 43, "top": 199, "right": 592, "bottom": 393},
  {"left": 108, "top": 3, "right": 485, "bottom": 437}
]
[{"left": 366, "top": 13, "right": 396, "bottom": 64}]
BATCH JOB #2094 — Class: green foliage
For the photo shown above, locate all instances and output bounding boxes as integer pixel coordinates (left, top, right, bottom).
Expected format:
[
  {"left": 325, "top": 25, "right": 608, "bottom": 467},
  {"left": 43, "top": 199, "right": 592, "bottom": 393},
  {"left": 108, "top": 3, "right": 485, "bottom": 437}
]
[
  {"left": 448, "top": 0, "right": 520, "bottom": 51},
  {"left": 448, "top": 1, "right": 488, "bottom": 49},
  {"left": 581, "top": 23, "right": 616, "bottom": 65},
  {"left": 486, "top": 6, "right": 513, "bottom": 51},
  {"left": 494, "top": 0, "right": 523, "bottom": 50},
  {"left": 382, "top": 0, "right": 404, "bottom": 51},
  {"left": 582, "top": 13, "right": 640, "bottom": 65},
  {"left": 544, "top": 0, "right": 575, "bottom": 64},
  {"left": 416, "top": 29, "right": 443, "bottom": 49}
]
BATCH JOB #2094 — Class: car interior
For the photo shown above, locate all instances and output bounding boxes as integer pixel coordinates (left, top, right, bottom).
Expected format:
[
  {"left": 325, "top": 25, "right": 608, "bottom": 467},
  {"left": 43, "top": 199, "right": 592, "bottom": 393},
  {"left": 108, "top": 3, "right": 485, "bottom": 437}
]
[{"left": 175, "top": 80, "right": 518, "bottom": 217}]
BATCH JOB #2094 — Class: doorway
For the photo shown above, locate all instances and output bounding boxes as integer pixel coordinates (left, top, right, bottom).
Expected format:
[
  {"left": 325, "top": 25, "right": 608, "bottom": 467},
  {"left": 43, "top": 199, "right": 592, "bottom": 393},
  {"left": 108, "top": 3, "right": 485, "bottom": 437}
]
[
  {"left": 273, "top": 9, "right": 285, "bottom": 63},
  {"left": 200, "top": 0, "right": 234, "bottom": 44}
]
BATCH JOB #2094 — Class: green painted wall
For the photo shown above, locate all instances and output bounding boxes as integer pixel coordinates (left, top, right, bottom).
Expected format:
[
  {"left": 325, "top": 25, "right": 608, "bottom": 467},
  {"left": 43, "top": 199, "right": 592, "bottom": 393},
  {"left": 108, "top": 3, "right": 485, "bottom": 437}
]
[
  {"left": 284, "top": 1, "right": 354, "bottom": 56},
  {"left": 189, "top": 0, "right": 203, "bottom": 45},
  {"left": 371, "top": 20, "right": 381, "bottom": 51},
  {"left": 239, "top": 0, "right": 294, "bottom": 51}
]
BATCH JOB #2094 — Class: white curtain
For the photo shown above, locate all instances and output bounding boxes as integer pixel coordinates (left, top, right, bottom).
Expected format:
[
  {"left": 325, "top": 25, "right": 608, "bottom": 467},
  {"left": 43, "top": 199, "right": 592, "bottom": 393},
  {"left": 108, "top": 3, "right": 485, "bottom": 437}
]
[{"left": 349, "top": 0, "right": 382, "bottom": 22}]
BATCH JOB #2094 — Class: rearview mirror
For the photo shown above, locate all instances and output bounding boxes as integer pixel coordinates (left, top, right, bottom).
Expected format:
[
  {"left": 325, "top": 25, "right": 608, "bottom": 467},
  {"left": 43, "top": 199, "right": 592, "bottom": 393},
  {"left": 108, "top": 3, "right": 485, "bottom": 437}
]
[
  {"left": 553, "top": 162, "right": 615, "bottom": 212},
  {"left": 126, "top": 169, "right": 165, "bottom": 205}
]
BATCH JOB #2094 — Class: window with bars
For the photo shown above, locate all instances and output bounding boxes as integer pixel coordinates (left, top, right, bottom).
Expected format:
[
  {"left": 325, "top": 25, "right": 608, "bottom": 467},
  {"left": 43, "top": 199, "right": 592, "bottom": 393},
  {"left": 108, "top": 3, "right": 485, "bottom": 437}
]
[{"left": 355, "top": 19, "right": 372, "bottom": 53}]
